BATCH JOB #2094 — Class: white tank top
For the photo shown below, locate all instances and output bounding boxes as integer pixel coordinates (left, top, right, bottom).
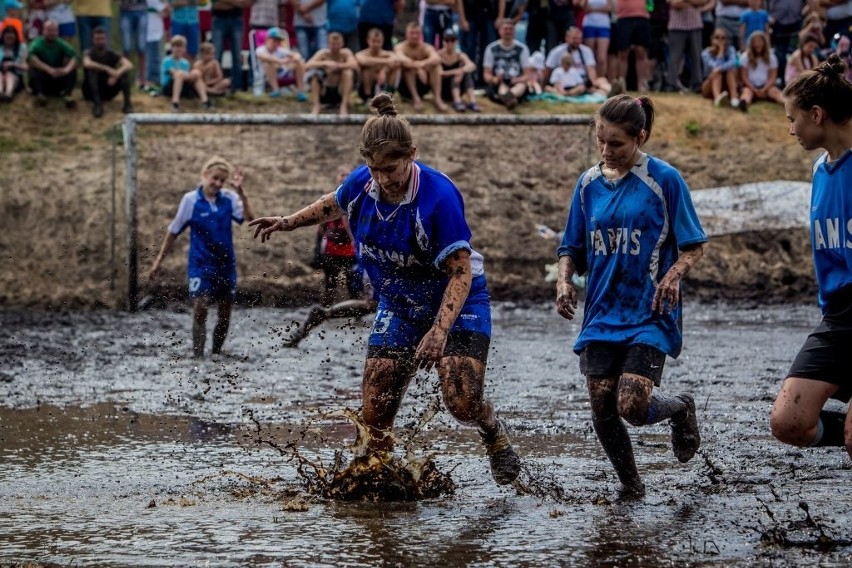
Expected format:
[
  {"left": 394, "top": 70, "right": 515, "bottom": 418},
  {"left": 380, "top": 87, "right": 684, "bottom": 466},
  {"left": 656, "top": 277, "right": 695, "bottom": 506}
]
[{"left": 583, "top": 0, "right": 612, "bottom": 29}]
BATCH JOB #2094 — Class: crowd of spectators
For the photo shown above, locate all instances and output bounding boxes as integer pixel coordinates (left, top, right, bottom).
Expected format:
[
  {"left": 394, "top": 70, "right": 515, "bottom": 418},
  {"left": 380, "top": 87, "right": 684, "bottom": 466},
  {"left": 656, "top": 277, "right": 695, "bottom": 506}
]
[{"left": 0, "top": 0, "right": 850, "bottom": 114}]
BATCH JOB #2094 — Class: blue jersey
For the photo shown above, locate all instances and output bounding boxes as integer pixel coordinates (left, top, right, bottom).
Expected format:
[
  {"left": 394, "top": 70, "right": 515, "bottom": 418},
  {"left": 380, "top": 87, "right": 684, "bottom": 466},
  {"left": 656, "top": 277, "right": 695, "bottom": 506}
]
[
  {"left": 809, "top": 150, "right": 852, "bottom": 315},
  {"left": 167, "top": 186, "right": 246, "bottom": 279},
  {"left": 558, "top": 154, "right": 708, "bottom": 357},
  {"left": 335, "top": 162, "right": 488, "bottom": 322}
]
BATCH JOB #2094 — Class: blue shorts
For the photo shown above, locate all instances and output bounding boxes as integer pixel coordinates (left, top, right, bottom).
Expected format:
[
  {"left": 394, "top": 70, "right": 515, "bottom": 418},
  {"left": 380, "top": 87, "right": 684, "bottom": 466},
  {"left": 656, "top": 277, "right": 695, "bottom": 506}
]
[
  {"left": 171, "top": 21, "right": 200, "bottom": 56},
  {"left": 582, "top": 25, "right": 611, "bottom": 40},
  {"left": 188, "top": 269, "right": 237, "bottom": 301},
  {"left": 367, "top": 295, "right": 492, "bottom": 361},
  {"left": 58, "top": 22, "right": 76, "bottom": 38}
]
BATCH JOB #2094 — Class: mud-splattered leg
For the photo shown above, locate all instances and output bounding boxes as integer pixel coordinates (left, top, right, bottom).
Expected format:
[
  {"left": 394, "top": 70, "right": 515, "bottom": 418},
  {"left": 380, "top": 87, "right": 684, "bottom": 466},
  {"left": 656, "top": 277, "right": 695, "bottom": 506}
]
[
  {"left": 192, "top": 298, "right": 209, "bottom": 358},
  {"left": 771, "top": 377, "right": 844, "bottom": 449},
  {"left": 211, "top": 299, "right": 232, "bottom": 354},
  {"left": 361, "top": 356, "right": 416, "bottom": 453},
  {"left": 588, "top": 375, "right": 643, "bottom": 494}
]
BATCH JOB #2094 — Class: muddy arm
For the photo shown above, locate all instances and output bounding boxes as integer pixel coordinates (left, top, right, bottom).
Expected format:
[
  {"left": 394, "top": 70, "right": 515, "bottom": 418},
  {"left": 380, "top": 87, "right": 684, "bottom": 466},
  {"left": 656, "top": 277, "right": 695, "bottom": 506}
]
[
  {"left": 556, "top": 255, "right": 579, "bottom": 320},
  {"left": 652, "top": 242, "right": 708, "bottom": 314}
]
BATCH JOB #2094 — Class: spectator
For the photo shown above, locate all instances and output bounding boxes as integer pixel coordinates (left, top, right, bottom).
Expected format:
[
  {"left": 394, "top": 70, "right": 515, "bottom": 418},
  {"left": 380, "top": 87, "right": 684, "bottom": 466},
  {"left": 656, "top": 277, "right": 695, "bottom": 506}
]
[
  {"left": 45, "top": 0, "right": 75, "bottom": 43},
  {"left": 249, "top": 0, "right": 286, "bottom": 31},
  {"left": 27, "top": 20, "right": 76, "bottom": 108},
  {"left": 739, "top": 30, "right": 784, "bottom": 108},
  {"left": 169, "top": 0, "right": 200, "bottom": 59},
  {"left": 305, "top": 30, "right": 357, "bottom": 114},
  {"left": 526, "top": 0, "right": 575, "bottom": 55},
  {"left": 327, "top": 0, "right": 359, "bottom": 51},
  {"left": 547, "top": 51, "right": 592, "bottom": 94},
  {"left": 358, "top": 0, "right": 402, "bottom": 51},
  {"left": 456, "top": 0, "right": 501, "bottom": 86},
  {"left": 614, "top": 0, "right": 652, "bottom": 91},
  {"left": 75, "top": 0, "right": 112, "bottom": 52},
  {"left": 394, "top": 21, "right": 449, "bottom": 111},
  {"left": 438, "top": 28, "right": 481, "bottom": 110},
  {"left": 2, "top": 0, "right": 24, "bottom": 42},
  {"left": 701, "top": 27, "right": 742, "bottom": 107},
  {"left": 120, "top": 0, "right": 148, "bottom": 89},
  {"left": 292, "top": 0, "right": 327, "bottom": 59},
  {"left": 482, "top": 18, "right": 533, "bottom": 108},
  {"left": 821, "top": 0, "right": 852, "bottom": 43},
  {"left": 768, "top": 0, "right": 803, "bottom": 87},
  {"left": 799, "top": 10, "right": 827, "bottom": 48},
  {"left": 738, "top": 0, "right": 770, "bottom": 48},
  {"left": 423, "top": 0, "right": 456, "bottom": 48},
  {"left": 255, "top": 25, "right": 307, "bottom": 98},
  {"left": 715, "top": 0, "right": 746, "bottom": 50},
  {"left": 545, "top": 27, "right": 615, "bottom": 96},
  {"left": 785, "top": 33, "right": 820, "bottom": 84},
  {"left": 195, "top": 40, "right": 232, "bottom": 95},
  {"left": 668, "top": 0, "right": 704, "bottom": 92},
  {"left": 579, "top": 0, "right": 614, "bottom": 80},
  {"left": 143, "top": 0, "right": 168, "bottom": 93},
  {"left": 355, "top": 27, "right": 400, "bottom": 98},
  {"left": 211, "top": 0, "right": 249, "bottom": 93},
  {"left": 0, "top": 24, "right": 26, "bottom": 100},
  {"left": 83, "top": 26, "right": 134, "bottom": 117},
  {"left": 161, "top": 34, "right": 213, "bottom": 110}
]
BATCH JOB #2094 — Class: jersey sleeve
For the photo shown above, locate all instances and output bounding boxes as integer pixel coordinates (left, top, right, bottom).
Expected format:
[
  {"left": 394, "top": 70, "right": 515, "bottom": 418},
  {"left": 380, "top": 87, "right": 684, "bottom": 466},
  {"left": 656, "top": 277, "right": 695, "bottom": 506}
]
[
  {"left": 556, "top": 177, "right": 589, "bottom": 275},
  {"left": 430, "top": 185, "right": 474, "bottom": 269},
  {"left": 224, "top": 190, "right": 245, "bottom": 224},
  {"left": 662, "top": 167, "right": 708, "bottom": 249},
  {"left": 334, "top": 169, "right": 360, "bottom": 211},
  {"left": 166, "top": 192, "right": 195, "bottom": 235},
  {"left": 482, "top": 45, "right": 494, "bottom": 70}
]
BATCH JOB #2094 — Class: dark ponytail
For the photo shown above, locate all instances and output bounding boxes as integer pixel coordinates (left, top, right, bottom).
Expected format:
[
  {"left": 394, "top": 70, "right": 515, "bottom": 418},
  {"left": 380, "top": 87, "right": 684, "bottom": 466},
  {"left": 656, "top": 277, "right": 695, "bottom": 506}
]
[
  {"left": 784, "top": 53, "right": 852, "bottom": 124},
  {"left": 596, "top": 94, "right": 655, "bottom": 144}
]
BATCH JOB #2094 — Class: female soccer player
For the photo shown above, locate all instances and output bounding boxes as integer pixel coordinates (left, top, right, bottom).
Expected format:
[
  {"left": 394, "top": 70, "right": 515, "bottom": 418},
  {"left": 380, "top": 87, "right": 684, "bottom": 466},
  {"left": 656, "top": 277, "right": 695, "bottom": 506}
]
[
  {"left": 249, "top": 93, "right": 521, "bottom": 486},
  {"left": 555, "top": 94, "right": 709, "bottom": 497},
  {"left": 771, "top": 54, "right": 852, "bottom": 458},
  {"left": 150, "top": 156, "right": 254, "bottom": 358}
]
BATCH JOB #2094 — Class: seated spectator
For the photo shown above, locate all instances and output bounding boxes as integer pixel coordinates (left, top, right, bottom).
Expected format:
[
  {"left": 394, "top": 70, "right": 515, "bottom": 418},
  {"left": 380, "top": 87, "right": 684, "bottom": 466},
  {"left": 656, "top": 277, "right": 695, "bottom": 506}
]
[
  {"left": 547, "top": 52, "right": 592, "bottom": 95},
  {"left": 45, "top": 0, "right": 75, "bottom": 43},
  {"left": 27, "top": 20, "right": 76, "bottom": 108},
  {"left": 438, "top": 28, "right": 480, "bottom": 111},
  {"left": 0, "top": 24, "right": 25, "bottom": 100},
  {"left": 737, "top": 0, "right": 770, "bottom": 50},
  {"left": 194, "top": 41, "right": 231, "bottom": 95},
  {"left": 700, "top": 27, "right": 742, "bottom": 108},
  {"left": 255, "top": 26, "right": 307, "bottom": 99},
  {"left": 785, "top": 34, "right": 820, "bottom": 86},
  {"left": 544, "top": 27, "right": 615, "bottom": 97},
  {"left": 82, "top": 26, "right": 134, "bottom": 117},
  {"left": 355, "top": 27, "right": 399, "bottom": 99},
  {"left": 738, "top": 30, "right": 784, "bottom": 109},
  {"left": 483, "top": 19, "right": 534, "bottom": 109},
  {"left": 305, "top": 30, "right": 358, "bottom": 115},
  {"left": 394, "top": 21, "right": 448, "bottom": 112},
  {"left": 1, "top": 0, "right": 24, "bottom": 42},
  {"left": 161, "top": 34, "right": 212, "bottom": 111}
]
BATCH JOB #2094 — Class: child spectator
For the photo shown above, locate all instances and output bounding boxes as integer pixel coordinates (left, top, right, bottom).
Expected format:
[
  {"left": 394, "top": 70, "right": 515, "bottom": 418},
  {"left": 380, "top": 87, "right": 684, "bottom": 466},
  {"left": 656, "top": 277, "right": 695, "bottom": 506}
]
[
  {"left": 547, "top": 52, "right": 589, "bottom": 95},
  {"left": 255, "top": 26, "right": 307, "bottom": 99},
  {"left": 82, "top": 26, "right": 134, "bottom": 116},
  {"left": 169, "top": 0, "right": 200, "bottom": 59},
  {"left": 785, "top": 34, "right": 820, "bottom": 86},
  {"left": 44, "top": 0, "right": 75, "bottom": 43},
  {"left": 739, "top": 30, "right": 784, "bottom": 108},
  {"left": 1, "top": 0, "right": 24, "bottom": 42},
  {"left": 738, "top": 0, "right": 770, "bottom": 51},
  {"left": 161, "top": 34, "right": 212, "bottom": 111},
  {"left": 0, "top": 24, "right": 26, "bottom": 100},
  {"left": 194, "top": 41, "right": 231, "bottom": 95},
  {"left": 27, "top": 20, "right": 77, "bottom": 108},
  {"left": 143, "top": 0, "right": 168, "bottom": 93},
  {"left": 701, "top": 27, "right": 742, "bottom": 108}
]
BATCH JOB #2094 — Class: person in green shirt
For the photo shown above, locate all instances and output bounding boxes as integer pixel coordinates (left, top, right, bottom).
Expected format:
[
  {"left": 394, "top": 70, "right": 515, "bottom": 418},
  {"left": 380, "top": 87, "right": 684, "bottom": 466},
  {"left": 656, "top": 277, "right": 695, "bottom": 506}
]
[{"left": 27, "top": 20, "right": 77, "bottom": 107}]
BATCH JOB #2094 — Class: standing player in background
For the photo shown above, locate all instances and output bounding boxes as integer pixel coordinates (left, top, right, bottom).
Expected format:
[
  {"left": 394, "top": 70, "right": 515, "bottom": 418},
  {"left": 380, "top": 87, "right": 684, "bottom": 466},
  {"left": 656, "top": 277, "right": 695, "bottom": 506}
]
[
  {"left": 556, "top": 94, "right": 708, "bottom": 498},
  {"left": 771, "top": 55, "right": 852, "bottom": 458},
  {"left": 249, "top": 94, "right": 521, "bottom": 486},
  {"left": 150, "top": 156, "right": 254, "bottom": 358}
]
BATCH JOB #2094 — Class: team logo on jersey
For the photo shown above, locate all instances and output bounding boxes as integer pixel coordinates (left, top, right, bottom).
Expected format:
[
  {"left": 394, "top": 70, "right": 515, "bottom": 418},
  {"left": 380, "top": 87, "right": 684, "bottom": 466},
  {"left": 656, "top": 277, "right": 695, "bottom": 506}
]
[{"left": 189, "top": 277, "right": 202, "bottom": 292}]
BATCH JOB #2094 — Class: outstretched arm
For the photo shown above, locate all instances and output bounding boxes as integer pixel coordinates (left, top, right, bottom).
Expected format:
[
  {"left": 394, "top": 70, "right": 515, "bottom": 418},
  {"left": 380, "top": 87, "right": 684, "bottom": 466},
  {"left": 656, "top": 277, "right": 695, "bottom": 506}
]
[{"left": 249, "top": 192, "right": 344, "bottom": 242}]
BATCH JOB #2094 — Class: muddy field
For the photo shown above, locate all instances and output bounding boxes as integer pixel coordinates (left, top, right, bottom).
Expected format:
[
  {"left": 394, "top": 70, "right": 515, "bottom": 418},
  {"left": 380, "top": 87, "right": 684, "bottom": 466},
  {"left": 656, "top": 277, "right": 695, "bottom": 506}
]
[{"left": 0, "top": 301, "right": 850, "bottom": 566}]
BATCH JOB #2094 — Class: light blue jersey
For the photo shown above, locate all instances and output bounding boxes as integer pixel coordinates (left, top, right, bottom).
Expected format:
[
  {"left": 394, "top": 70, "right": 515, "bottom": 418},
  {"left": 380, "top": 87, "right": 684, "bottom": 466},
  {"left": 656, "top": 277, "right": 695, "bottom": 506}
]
[
  {"left": 168, "top": 186, "right": 245, "bottom": 284},
  {"left": 335, "top": 162, "right": 489, "bottom": 326},
  {"left": 809, "top": 149, "right": 852, "bottom": 315},
  {"left": 558, "top": 154, "right": 708, "bottom": 357}
]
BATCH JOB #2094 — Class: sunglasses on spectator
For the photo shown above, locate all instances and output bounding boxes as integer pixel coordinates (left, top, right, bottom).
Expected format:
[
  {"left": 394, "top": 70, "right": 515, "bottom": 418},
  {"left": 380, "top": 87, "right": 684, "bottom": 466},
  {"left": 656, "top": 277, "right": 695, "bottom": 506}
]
[
  {"left": 444, "top": 36, "right": 457, "bottom": 41},
  {"left": 713, "top": 35, "right": 727, "bottom": 40}
]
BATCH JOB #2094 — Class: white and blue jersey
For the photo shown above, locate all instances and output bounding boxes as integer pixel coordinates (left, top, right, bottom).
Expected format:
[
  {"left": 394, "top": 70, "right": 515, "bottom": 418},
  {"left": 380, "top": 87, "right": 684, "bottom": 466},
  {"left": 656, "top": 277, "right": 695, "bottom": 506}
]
[
  {"left": 335, "top": 162, "right": 491, "bottom": 347},
  {"left": 809, "top": 149, "right": 852, "bottom": 316},
  {"left": 558, "top": 153, "right": 708, "bottom": 357},
  {"left": 167, "top": 186, "right": 246, "bottom": 299}
]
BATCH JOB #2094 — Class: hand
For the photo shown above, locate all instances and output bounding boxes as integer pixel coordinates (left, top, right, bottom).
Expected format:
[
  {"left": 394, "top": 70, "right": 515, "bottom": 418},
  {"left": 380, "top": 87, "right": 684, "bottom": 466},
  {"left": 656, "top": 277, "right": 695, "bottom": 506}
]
[
  {"left": 460, "top": 19, "right": 469, "bottom": 32},
  {"left": 555, "top": 281, "right": 578, "bottom": 320},
  {"left": 230, "top": 166, "right": 246, "bottom": 191},
  {"left": 107, "top": 74, "right": 117, "bottom": 86},
  {"left": 414, "top": 325, "right": 449, "bottom": 372},
  {"left": 417, "top": 67, "right": 428, "bottom": 84},
  {"left": 149, "top": 261, "right": 162, "bottom": 281},
  {"left": 249, "top": 216, "right": 290, "bottom": 242},
  {"left": 652, "top": 271, "right": 681, "bottom": 314}
]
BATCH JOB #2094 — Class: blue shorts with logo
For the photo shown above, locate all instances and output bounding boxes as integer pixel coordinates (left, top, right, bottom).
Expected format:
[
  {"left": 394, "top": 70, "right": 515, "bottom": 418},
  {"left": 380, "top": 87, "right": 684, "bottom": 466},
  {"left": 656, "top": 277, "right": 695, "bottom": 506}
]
[{"left": 188, "top": 268, "right": 237, "bottom": 301}]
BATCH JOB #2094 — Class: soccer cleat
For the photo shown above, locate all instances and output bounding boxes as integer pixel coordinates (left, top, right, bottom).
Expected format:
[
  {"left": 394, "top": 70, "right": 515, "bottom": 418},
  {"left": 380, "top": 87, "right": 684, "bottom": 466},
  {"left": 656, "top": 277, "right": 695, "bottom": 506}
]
[
  {"left": 670, "top": 394, "right": 700, "bottom": 463},
  {"left": 479, "top": 419, "right": 521, "bottom": 485}
]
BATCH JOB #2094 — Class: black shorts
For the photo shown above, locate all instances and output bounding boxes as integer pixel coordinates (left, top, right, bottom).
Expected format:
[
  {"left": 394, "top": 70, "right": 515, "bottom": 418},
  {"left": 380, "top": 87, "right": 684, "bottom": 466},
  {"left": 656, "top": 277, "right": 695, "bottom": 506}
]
[
  {"left": 162, "top": 81, "right": 199, "bottom": 98},
  {"left": 616, "top": 17, "right": 652, "bottom": 51},
  {"left": 397, "top": 75, "right": 431, "bottom": 100},
  {"left": 579, "top": 342, "right": 666, "bottom": 385},
  {"left": 367, "top": 330, "right": 490, "bottom": 364},
  {"left": 787, "top": 319, "right": 852, "bottom": 403}
]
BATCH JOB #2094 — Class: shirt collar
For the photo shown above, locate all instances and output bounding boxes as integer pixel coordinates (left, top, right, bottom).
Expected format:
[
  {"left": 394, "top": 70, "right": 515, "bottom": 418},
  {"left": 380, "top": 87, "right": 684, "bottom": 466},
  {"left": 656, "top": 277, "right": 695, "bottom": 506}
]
[{"left": 366, "top": 162, "right": 421, "bottom": 204}]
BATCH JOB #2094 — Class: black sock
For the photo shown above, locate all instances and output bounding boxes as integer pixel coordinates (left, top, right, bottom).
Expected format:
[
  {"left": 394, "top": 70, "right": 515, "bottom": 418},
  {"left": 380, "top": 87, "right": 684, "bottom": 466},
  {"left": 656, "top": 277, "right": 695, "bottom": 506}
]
[
  {"left": 645, "top": 393, "right": 688, "bottom": 425},
  {"left": 812, "top": 410, "right": 847, "bottom": 447},
  {"left": 592, "top": 416, "right": 641, "bottom": 488}
]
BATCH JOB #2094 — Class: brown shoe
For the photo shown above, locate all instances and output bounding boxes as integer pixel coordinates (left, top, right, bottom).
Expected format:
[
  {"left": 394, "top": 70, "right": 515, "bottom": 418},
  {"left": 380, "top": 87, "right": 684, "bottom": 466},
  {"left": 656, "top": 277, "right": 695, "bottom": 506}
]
[{"left": 479, "top": 419, "right": 520, "bottom": 485}]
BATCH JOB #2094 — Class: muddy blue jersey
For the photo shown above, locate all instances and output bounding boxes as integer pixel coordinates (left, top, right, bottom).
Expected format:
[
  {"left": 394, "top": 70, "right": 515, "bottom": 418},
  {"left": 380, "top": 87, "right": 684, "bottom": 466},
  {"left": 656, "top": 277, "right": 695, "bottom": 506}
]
[
  {"left": 558, "top": 153, "right": 708, "bottom": 357},
  {"left": 809, "top": 149, "right": 852, "bottom": 315},
  {"left": 167, "top": 186, "right": 245, "bottom": 279},
  {"left": 335, "top": 162, "right": 489, "bottom": 323}
]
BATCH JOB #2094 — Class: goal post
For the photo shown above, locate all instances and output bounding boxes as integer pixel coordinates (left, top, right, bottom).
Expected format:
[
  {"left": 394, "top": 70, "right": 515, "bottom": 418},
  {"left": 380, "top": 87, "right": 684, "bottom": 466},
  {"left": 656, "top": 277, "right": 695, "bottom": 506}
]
[{"left": 122, "top": 112, "right": 593, "bottom": 312}]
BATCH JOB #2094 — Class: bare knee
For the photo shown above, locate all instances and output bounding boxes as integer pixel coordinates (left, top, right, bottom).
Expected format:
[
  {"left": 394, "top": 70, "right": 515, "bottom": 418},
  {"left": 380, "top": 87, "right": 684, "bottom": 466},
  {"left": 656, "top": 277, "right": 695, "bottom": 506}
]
[
  {"left": 616, "top": 375, "right": 653, "bottom": 426},
  {"left": 769, "top": 404, "right": 810, "bottom": 446},
  {"left": 440, "top": 356, "right": 486, "bottom": 425}
]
